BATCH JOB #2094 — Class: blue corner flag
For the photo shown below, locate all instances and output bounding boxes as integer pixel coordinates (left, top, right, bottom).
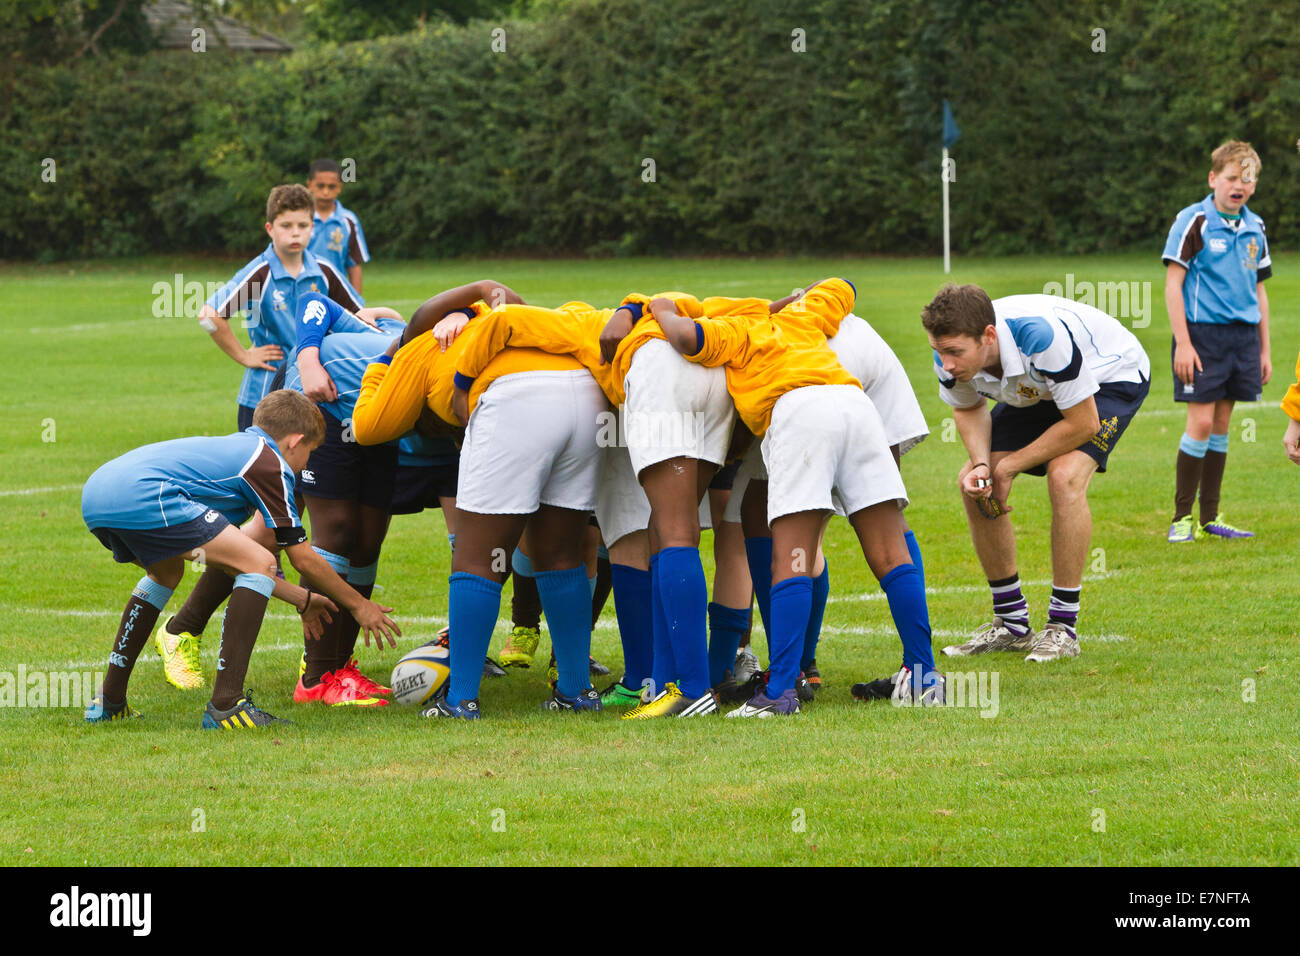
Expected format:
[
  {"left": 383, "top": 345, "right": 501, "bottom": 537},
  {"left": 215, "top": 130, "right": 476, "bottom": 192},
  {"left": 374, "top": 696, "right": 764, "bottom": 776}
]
[{"left": 942, "top": 100, "right": 961, "bottom": 150}]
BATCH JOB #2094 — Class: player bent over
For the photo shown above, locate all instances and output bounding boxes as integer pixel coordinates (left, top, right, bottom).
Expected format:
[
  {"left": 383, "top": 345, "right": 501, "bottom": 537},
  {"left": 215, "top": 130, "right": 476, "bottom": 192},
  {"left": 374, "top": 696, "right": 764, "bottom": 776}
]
[
  {"left": 80, "top": 390, "right": 399, "bottom": 728},
  {"left": 923, "top": 285, "right": 1150, "bottom": 662},
  {"left": 651, "top": 279, "right": 941, "bottom": 714}
]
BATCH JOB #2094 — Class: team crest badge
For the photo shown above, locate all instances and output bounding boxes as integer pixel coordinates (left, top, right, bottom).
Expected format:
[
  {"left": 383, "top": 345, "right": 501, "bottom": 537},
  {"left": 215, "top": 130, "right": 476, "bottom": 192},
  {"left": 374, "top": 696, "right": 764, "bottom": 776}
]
[
  {"left": 1090, "top": 416, "right": 1119, "bottom": 451},
  {"left": 1245, "top": 238, "right": 1259, "bottom": 269},
  {"left": 328, "top": 226, "right": 344, "bottom": 253},
  {"left": 272, "top": 289, "right": 288, "bottom": 311},
  {"left": 1017, "top": 383, "right": 1040, "bottom": 401}
]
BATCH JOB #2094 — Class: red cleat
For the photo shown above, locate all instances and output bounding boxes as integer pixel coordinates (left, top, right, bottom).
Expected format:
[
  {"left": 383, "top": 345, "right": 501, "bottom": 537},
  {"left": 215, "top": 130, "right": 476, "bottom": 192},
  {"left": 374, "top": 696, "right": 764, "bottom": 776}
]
[
  {"left": 293, "top": 670, "right": 387, "bottom": 707},
  {"left": 337, "top": 658, "right": 390, "bottom": 696}
]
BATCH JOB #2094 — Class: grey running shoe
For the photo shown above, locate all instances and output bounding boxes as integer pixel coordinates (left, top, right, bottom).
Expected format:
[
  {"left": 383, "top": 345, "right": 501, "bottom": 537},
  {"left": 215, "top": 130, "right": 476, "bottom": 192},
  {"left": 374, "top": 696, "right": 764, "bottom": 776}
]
[
  {"left": 733, "top": 645, "right": 761, "bottom": 684},
  {"left": 942, "top": 617, "right": 1034, "bottom": 657},
  {"left": 1024, "top": 621, "right": 1081, "bottom": 663}
]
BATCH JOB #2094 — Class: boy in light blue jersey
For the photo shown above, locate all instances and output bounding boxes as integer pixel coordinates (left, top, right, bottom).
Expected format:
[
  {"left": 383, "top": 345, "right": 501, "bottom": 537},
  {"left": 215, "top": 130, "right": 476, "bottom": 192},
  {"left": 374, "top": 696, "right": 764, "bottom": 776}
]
[
  {"left": 197, "top": 184, "right": 365, "bottom": 431},
  {"left": 81, "top": 390, "right": 399, "bottom": 729},
  {"left": 1162, "top": 140, "right": 1272, "bottom": 542},
  {"left": 306, "top": 158, "right": 370, "bottom": 294},
  {"left": 283, "top": 299, "right": 407, "bottom": 703}
]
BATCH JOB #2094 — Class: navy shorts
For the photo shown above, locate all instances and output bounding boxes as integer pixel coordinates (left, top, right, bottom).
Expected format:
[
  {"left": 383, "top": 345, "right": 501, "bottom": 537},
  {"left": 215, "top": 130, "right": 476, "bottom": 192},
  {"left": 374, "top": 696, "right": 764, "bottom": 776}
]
[
  {"left": 1173, "top": 323, "right": 1263, "bottom": 403},
  {"left": 709, "top": 458, "right": 742, "bottom": 491},
  {"left": 237, "top": 404, "right": 255, "bottom": 431},
  {"left": 91, "top": 511, "right": 231, "bottom": 567},
  {"left": 389, "top": 461, "right": 459, "bottom": 515},
  {"left": 297, "top": 410, "right": 398, "bottom": 510},
  {"left": 990, "top": 378, "right": 1149, "bottom": 475}
]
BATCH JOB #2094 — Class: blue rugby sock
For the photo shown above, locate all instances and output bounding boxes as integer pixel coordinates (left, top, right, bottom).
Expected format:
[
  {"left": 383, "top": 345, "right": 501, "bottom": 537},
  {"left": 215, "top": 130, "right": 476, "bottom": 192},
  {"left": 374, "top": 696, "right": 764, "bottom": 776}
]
[
  {"left": 801, "top": 563, "right": 829, "bottom": 671},
  {"left": 654, "top": 547, "right": 710, "bottom": 699},
  {"left": 707, "top": 602, "right": 751, "bottom": 686},
  {"left": 447, "top": 572, "right": 502, "bottom": 706},
  {"left": 648, "top": 553, "right": 675, "bottom": 698},
  {"left": 744, "top": 536, "right": 774, "bottom": 657},
  {"left": 880, "top": 563, "right": 934, "bottom": 677},
  {"left": 903, "top": 528, "right": 925, "bottom": 592},
  {"left": 768, "top": 577, "right": 813, "bottom": 697},
  {"left": 610, "top": 565, "right": 653, "bottom": 691},
  {"left": 535, "top": 565, "right": 592, "bottom": 698}
]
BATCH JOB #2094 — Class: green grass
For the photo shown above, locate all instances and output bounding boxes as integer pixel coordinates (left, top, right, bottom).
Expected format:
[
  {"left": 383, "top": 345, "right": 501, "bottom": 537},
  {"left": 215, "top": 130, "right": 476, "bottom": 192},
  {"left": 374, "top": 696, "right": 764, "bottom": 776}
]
[{"left": 2, "top": 252, "right": 1299, "bottom": 865}]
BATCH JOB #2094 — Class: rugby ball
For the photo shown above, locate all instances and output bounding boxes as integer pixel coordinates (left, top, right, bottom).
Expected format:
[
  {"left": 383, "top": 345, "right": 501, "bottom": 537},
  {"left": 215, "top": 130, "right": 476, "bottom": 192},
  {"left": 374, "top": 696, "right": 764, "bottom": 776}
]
[{"left": 389, "top": 641, "right": 451, "bottom": 706}]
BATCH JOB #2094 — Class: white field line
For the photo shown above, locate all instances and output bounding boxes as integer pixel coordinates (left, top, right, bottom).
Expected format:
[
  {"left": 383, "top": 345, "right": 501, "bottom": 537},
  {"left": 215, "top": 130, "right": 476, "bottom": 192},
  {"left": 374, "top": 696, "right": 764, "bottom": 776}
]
[
  {"left": 12, "top": 602, "right": 1128, "bottom": 671},
  {"left": 0, "top": 483, "right": 82, "bottom": 497},
  {"left": 827, "top": 570, "right": 1122, "bottom": 604}
]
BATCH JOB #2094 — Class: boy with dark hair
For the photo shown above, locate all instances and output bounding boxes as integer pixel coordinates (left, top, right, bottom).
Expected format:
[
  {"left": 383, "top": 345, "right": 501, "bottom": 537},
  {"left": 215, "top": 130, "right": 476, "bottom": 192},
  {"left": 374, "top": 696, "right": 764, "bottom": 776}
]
[
  {"left": 306, "top": 159, "right": 370, "bottom": 293},
  {"left": 923, "top": 284, "right": 1149, "bottom": 662},
  {"left": 1163, "top": 140, "right": 1272, "bottom": 542},
  {"left": 81, "top": 390, "right": 400, "bottom": 728}
]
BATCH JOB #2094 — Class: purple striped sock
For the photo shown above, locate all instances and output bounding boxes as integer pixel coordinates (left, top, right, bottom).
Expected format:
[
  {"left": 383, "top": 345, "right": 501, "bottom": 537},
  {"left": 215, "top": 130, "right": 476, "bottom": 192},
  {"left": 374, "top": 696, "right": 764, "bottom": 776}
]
[
  {"left": 989, "top": 574, "right": 1031, "bottom": 636},
  {"left": 1048, "top": 586, "right": 1080, "bottom": 636}
]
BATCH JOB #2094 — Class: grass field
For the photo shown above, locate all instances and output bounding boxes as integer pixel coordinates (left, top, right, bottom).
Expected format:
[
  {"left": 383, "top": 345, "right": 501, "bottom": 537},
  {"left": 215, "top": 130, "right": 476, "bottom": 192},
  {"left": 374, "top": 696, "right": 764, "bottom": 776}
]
[{"left": 2, "top": 252, "right": 1298, "bottom": 866}]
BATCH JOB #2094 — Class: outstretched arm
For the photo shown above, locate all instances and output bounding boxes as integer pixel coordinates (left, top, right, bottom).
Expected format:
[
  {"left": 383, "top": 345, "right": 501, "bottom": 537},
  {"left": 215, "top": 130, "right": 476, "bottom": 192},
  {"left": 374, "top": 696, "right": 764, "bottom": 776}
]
[
  {"left": 402, "top": 280, "right": 524, "bottom": 347},
  {"left": 648, "top": 298, "right": 702, "bottom": 355}
]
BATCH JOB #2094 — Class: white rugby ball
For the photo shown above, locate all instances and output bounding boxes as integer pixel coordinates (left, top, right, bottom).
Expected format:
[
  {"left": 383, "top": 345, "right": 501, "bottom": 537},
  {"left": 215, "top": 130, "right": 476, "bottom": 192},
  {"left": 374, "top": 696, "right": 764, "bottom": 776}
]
[{"left": 390, "top": 641, "right": 451, "bottom": 706}]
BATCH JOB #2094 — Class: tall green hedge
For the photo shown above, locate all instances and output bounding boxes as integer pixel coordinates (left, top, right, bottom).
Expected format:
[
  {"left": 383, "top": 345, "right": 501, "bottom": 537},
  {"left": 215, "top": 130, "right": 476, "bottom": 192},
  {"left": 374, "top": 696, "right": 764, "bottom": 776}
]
[{"left": 3, "top": 0, "right": 1298, "bottom": 260}]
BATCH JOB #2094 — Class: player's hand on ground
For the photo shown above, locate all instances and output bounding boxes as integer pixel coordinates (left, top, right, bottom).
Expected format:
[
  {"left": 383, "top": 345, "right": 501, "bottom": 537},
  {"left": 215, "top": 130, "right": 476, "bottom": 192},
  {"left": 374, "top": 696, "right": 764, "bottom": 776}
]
[
  {"left": 1173, "top": 341, "right": 1202, "bottom": 385},
  {"left": 1261, "top": 352, "right": 1273, "bottom": 386},
  {"left": 356, "top": 600, "right": 400, "bottom": 648},
  {"left": 299, "top": 362, "right": 338, "bottom": 403},
  {"left": 452, "top": 386, "right": 469, "bottom": 426},
  {"left": 243, "top": 344, "right": 284, "bottom": 371},
  {"left": 1284, "top": 418, "right": 1300, "bottom": 465},
  {"left": 599, "top": 309, "right": 635, "bottom": 365},
  {"left": 432, "top": 312, "right": 470, "bottom": 352},
  {"left": 299, "top": 591, "right": 337, "bottom": 641}
]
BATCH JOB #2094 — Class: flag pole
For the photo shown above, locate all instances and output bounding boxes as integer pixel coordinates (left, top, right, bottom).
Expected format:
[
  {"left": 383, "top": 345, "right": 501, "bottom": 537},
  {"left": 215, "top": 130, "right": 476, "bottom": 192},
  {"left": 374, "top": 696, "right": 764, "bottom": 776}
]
[{"left": 942, "top": 146, "right": 951, "bottom": 274}]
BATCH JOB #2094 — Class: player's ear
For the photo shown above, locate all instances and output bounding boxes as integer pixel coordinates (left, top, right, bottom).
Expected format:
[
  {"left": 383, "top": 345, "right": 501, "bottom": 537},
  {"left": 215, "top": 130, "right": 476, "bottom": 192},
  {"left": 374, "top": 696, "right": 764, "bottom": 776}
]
[{"left": 265, "top": 221, "right": 274, "bottom": 237}]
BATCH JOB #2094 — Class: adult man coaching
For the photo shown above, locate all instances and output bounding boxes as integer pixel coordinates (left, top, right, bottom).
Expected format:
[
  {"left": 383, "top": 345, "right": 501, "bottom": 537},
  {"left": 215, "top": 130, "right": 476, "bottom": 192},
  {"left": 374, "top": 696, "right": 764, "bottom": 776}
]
[{"left": 922, "top": 285, "right": 1150, "bottom": 662}]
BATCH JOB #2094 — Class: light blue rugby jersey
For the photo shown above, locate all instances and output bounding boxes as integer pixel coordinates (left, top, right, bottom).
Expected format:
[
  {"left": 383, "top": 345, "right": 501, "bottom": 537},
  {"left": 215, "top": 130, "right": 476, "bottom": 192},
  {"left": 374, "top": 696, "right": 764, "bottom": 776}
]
[
  {"left": 82, "top": 426, "right": 302, "bottom": 537},
  {"left": 1162, "top": 195, "right": 1271, "bottom": 325},
  {"left": 308, "top": 200, "right": 370, "bottom": 275},
  {"left": 206, "top": 245, "right": 364, "bottom": 410},
  {"left": 284, "top": 315, "right": 404, "bottom": 426}
]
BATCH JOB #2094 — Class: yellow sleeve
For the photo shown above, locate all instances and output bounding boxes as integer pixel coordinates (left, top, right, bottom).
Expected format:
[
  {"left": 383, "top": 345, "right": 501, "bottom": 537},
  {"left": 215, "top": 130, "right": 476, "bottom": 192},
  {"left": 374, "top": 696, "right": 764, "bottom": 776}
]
[
  {"left": 352, "top": 335, "right": 438, "bottom": 445},
  {"left": 800, "top": 278, "right": 857, "bottom": 336},
  {"left": 693, "top": 314, "right": 753, "bottom": 368},
  {"left": 1282, "top": 350, "right": 1300, "bottom": 421},
  {"left": 621, "top": 291, "right": 705, "bottom": 318},
  {"left": 454, "top": 304, "right": 587, "bottom": 381}
]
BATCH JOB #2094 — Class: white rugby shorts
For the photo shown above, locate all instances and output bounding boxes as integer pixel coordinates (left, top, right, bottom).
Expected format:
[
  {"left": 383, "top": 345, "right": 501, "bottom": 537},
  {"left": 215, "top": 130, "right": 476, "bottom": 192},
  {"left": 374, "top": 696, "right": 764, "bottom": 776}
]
[
  {"left": 761, "top": 384, "right": 908, "bottom": 523},
  {"left": 456, "top": 370, "right": 608, "bottom": 515}
]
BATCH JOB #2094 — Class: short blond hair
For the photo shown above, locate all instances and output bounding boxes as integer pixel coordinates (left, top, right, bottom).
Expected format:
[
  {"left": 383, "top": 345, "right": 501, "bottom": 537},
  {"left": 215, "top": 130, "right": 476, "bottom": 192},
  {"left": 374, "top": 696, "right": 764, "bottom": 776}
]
[
  {"left": 253, "top": 390, "right": 325, "bottom": 446},
  {"left": 1211, "top": 140, "right": 1261, "bottom": 179}
]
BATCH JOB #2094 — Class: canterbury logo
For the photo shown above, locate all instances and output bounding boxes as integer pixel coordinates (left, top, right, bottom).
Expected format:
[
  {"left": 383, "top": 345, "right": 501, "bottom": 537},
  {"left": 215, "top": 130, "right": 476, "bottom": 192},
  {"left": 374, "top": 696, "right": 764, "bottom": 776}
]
[{"left": 303, "top": 299, "right": 328, "bottom": 325}]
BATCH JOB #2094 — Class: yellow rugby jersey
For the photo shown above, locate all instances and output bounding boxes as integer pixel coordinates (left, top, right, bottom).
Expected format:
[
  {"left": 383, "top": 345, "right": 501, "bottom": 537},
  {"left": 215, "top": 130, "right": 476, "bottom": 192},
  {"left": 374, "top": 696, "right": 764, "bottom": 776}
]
[
  {"left": 689, "top": 278, "right": 860, "bottom": 436},
  {"left": 1284, "top": 350, "right": 1300, "bottom": 421},
  {"left": 454, "top": 302, "right": 624, "bottom": 404},
  {"left": 352, "top": 303, "right": 581, "bottom": 445}
]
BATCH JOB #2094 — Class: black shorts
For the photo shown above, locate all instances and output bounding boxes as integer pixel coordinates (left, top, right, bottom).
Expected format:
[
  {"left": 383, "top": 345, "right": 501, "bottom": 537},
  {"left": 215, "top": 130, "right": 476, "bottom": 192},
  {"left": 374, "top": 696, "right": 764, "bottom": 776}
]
[
  {"left": 238, "top": 404, "right": 255, "bottom": 431},
  {"left": 709, "top": 458, "right": 742, "bottom": 491},
  {"left": 297, "top": 410, "right": 398, "bottom": 510},
  {"left": 1173, "top": 323, "right": 1263, "bottom": 403},
  {"left": 91, "top": 511, "right": 231, "bottom": 567},
  {"left": 990, "top": 378, "right": 1149, "bottom": 475},
  {"left": 389, "top": 462, "right": 459, "bottom": 515}
]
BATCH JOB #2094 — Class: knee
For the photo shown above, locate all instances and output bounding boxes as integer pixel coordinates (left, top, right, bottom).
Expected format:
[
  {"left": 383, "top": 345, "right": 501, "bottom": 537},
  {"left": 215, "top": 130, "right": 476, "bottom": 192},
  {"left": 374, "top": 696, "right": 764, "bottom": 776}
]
[{"left": 1047, "top": 468, "right": 1089, "bottom": 504}]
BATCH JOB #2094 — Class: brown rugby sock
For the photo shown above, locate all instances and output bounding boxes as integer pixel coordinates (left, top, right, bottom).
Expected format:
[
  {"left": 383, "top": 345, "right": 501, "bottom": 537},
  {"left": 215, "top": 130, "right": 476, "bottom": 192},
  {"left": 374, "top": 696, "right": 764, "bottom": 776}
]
[
  {"left": 1198, "top": 449, "right": 1227, "bottom": 526},
  {"left": 1173, "top": 450, "right": 1204, "bottom": 521},
  {"left": 590, "top": 556, "right": 613, "bottom": 628},
  {"left": 170, "top": 567, "right": 236, "bottom": 636},
  {"left": 512, "top": 572, "right": 542, "bottom": 630},
  {"left": 333, "top": 582, "right": 373, "bottom": 671},
  {"left": 101, "top": 593, "right": 163, "bottom": 701},
  {"left": 210, "top": 579, "right": 270, "bottom": 711}
]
